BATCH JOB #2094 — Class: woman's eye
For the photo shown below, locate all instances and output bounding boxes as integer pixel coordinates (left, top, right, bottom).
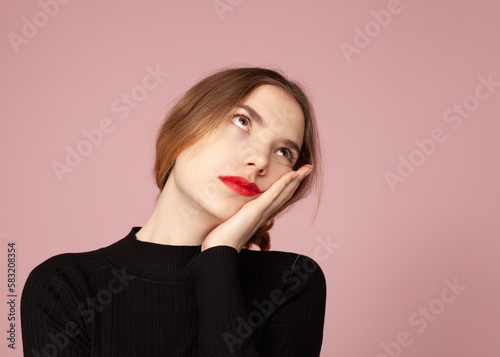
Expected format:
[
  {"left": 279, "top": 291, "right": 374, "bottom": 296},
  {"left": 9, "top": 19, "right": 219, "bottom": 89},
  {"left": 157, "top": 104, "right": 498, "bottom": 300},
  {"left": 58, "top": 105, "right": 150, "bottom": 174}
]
[
  {"left": 231, "top": 115, "right": 250, "bottom": 131},
  {"left": 277, "top": 148, "right": 294, "bottom": 162}
]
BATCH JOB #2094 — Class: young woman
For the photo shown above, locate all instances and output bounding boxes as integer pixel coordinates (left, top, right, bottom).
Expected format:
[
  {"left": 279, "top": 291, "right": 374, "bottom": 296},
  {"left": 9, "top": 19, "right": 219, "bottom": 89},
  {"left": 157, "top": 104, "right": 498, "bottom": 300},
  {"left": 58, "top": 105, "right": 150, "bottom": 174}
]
[{"left": 21, "top": 67, "right": 327, "bottom": 356}]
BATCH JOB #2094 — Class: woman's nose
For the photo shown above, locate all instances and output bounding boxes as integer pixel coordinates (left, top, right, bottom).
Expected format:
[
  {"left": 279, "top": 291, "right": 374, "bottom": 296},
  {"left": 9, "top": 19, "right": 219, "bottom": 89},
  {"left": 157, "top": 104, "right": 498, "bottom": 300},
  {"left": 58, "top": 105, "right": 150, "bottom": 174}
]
[{"left": 243, "top": 148, "right": 269, "bottom": 175}]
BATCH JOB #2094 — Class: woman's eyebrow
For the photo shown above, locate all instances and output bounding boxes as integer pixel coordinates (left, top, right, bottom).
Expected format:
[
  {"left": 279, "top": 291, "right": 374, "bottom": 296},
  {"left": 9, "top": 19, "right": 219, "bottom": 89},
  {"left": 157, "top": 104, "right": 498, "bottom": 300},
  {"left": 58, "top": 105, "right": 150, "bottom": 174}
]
[
  {"left": 282, "top": 139, "right": 301, "bottom": 154},
  {"left": 236, "top": 104, "right": 301, "bottom": 153},
  {"left": 237, "top": 104, "right": 265, "bottom": 128}
]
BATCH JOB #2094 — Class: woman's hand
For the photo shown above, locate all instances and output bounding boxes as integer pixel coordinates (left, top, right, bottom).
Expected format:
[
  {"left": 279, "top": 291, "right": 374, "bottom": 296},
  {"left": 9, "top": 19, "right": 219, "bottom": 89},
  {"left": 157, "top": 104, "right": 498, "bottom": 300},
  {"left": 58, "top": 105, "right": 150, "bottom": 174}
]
[{"left": 201, "top": 164, "right": 313, "bottom": 253}]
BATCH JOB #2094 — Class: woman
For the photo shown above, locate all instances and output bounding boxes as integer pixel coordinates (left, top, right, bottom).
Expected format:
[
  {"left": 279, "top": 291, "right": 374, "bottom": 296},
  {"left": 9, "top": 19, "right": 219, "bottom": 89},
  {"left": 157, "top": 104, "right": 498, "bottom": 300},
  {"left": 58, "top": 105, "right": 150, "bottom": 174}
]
[{"left": 21, "top": 67, "right": 327, "bottom": 356}]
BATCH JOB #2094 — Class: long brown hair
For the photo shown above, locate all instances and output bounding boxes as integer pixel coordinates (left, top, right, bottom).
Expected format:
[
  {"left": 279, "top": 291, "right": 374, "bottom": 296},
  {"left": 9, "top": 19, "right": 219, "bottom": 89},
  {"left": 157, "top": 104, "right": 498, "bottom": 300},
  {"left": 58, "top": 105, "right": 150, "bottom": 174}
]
[{"left": 153, "top": 67, "right": 322, "bottom": 250}]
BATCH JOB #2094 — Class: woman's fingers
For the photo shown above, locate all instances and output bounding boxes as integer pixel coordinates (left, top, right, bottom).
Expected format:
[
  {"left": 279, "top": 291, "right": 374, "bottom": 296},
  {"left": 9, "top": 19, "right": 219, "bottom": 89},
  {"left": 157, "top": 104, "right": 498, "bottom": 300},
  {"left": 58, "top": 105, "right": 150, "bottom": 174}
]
[
  {"left": 201, "top": 164, "right": 312, "bottom": 252},
  {"left": 253, "top": 164, "right": 312, "bottom": 214},
  {"left": 240, "top": 163, "right": 312, "bottom": 236}
]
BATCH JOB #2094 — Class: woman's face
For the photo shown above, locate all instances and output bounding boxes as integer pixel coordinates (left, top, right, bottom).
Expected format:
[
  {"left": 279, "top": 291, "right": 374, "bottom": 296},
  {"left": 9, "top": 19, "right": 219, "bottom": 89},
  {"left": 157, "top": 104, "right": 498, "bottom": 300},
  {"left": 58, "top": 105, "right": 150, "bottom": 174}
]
[{"left": 167, "top": 84, "right": 305, "bottom": 224}]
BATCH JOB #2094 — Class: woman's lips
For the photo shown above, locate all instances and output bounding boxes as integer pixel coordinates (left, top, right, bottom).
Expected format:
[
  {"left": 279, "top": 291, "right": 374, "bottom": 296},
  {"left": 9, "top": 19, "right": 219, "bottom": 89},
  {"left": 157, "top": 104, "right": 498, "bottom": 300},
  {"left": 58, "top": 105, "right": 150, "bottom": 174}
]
[{"left": 219, "top": 176, "right": 261, "bottom": 197}]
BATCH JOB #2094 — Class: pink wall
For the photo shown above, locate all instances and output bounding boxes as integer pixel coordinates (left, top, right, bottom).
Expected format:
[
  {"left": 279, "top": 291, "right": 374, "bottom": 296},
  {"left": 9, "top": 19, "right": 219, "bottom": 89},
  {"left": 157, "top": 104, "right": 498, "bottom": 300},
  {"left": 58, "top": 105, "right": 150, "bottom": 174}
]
[{"left": 1, "top": 0, "right": 499, "bottom": 356}]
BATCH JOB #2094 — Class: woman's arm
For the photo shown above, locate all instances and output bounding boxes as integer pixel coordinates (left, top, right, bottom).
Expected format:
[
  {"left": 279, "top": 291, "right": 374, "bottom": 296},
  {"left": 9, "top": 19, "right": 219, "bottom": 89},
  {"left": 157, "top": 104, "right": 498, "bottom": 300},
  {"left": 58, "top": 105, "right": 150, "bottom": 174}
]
[
  {"left": 21, "top": 257, "right": 90, "bottom": 357},
  {"left": 256, "top": 254, "right": 327, "bottom": 356},
  {"left": 187, "top": 246, "right": 326, "bottom": 356},
  {"left": 187, "top": 164, "right": 326, "bottom": 356},
  {"left": 187, "top": 246, "right": 260, "bottom": 355}
]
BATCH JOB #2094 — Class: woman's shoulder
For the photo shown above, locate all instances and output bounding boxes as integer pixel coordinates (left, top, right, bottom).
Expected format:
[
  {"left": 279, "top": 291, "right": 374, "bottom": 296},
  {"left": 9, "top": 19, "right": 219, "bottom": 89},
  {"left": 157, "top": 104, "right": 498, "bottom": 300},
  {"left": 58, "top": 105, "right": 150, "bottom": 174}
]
[
  {"left": 238, "top": 248, "right": 326, "bottom": 292},
  {"left": 240, "top": 248, "right": 323, "bottom": 271},
  {"left": 29, "top": 248, "right": 104, "bottom": 277},
  {"left": 22, "top": 248, "right": 106, "bottom": 298}
]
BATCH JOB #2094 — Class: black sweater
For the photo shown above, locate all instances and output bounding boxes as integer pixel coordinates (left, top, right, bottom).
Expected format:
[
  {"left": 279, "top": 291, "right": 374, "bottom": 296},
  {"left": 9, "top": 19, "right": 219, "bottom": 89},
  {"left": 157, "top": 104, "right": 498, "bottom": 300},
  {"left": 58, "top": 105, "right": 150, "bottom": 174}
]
[{"left": 21, "top": 226, "right": 327, "bottom": 356}]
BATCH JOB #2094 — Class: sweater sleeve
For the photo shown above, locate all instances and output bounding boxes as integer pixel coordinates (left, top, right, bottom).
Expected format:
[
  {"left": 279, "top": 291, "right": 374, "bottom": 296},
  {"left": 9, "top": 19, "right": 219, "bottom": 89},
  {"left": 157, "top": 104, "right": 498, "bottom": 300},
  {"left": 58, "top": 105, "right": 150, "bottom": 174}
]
[
  {"left": 21, "top": 258, "right": 91, "bottom": 357},
  {"left": 186, "top": 246, "right": 327, "bottom": 357}
]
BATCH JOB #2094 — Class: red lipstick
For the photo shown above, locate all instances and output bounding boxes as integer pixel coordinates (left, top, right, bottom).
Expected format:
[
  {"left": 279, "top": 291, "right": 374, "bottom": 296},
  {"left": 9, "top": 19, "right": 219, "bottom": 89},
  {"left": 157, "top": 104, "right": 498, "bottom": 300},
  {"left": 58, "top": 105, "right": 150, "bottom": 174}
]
[{"left": 219, "top": 176, "right": 261, "bottom": 197}]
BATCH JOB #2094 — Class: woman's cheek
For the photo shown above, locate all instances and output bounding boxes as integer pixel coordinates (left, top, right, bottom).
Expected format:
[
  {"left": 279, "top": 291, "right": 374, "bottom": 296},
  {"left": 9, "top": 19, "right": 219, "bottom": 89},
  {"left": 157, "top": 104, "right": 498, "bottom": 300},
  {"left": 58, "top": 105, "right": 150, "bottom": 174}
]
[
  {"left": 229, "top": 131, "right": 255, "bottom": 157},
  {"left": 270, "top": 155, "right": 295, "bottom": 172},
  {"left": 264, "top": 165, "right": 292, "bottom": 187}
]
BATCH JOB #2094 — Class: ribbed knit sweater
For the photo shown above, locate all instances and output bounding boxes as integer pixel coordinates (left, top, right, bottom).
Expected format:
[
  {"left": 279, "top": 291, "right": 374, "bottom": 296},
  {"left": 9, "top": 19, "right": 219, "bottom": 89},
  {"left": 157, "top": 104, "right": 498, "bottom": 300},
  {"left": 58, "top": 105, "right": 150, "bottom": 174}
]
[{"left": 21, "top": 226, "right": 327, "bottom": 356}]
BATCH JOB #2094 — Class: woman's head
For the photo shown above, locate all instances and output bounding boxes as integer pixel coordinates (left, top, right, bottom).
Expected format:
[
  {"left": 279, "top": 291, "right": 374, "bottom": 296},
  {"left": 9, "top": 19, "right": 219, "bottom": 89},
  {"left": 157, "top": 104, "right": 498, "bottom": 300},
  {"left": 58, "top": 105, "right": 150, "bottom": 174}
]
[{"left": 154, "top": 67, "right": 322, "bottom": 250}]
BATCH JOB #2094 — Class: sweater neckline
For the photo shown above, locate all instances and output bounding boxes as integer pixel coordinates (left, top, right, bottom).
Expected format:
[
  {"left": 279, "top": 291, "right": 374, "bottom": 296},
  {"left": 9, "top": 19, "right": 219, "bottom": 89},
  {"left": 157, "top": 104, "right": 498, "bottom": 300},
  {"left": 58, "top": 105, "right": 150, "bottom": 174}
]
[{"left": 99, "top": 226, "right": 203, "bottom": 281}]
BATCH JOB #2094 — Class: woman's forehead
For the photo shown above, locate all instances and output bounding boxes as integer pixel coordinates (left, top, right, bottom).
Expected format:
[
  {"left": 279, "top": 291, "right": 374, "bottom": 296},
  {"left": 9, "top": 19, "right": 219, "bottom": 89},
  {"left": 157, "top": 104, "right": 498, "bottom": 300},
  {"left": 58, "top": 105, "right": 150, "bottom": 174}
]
[{"left": 239, "top": 85, "right": 305, "bottom": 144}]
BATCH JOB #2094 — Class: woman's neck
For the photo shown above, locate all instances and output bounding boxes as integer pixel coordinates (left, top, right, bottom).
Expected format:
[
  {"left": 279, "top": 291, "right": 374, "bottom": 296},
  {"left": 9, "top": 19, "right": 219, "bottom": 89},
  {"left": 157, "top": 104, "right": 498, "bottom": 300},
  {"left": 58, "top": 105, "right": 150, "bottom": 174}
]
[{"left": 135, "top": 178, "right": 220, "bottom": 246}]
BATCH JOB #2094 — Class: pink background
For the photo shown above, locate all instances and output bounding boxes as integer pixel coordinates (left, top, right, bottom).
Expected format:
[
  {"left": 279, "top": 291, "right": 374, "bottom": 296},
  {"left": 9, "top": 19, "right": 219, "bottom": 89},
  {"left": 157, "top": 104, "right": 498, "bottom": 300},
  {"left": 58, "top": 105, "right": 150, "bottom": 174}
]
[{"left": 1, "top": 0, "right": 499, "bottom": 356}]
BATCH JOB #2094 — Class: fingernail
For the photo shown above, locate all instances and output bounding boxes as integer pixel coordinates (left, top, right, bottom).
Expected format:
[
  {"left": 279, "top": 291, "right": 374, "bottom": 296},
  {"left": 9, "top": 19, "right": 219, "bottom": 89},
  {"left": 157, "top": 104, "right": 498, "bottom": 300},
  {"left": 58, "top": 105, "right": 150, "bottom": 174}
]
[{"left": 304, "top": 166, "right": 313, "bottom": 177}]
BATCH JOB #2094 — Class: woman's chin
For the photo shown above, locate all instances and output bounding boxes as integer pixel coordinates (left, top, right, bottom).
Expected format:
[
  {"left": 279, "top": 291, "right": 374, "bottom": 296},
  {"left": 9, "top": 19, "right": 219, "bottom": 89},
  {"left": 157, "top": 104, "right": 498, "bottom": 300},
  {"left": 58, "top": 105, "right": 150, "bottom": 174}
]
[{"left": 209, "top": 199, "right": 247, "bottom": 222}]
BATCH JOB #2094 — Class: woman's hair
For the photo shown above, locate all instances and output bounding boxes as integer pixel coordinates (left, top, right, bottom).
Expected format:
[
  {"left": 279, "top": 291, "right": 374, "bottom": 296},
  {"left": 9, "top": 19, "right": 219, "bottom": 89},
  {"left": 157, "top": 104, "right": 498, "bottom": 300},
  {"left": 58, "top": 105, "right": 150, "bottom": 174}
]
[{"left": 153, "top": 66, "right": 322, "bottom": 251}]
